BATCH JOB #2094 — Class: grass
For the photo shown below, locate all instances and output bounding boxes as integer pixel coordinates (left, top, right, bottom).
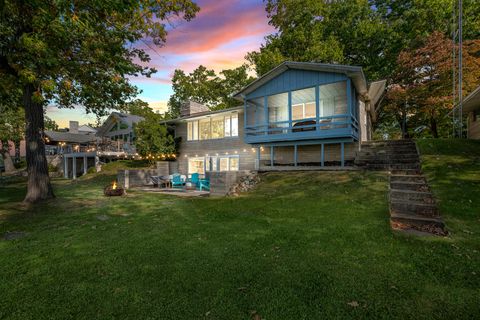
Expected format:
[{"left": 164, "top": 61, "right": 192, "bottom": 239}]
[{"left": 0, "top": 141, "right": 479, "bottom": 319}]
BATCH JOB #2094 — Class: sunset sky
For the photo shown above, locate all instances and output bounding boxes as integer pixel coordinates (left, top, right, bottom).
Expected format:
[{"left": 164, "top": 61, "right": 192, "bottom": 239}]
[{"left": 47, "top": 0, "right": 274, "bottom": 128}]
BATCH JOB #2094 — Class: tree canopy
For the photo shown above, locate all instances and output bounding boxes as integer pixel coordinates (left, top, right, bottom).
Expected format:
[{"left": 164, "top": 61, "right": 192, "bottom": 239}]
[
  {"left": 248, "top": 0, "right": 480, "bottom": 81},
  {"left": 168, "top": 64, "right": 254, "bottom": 117},
  {"left": 0, "top": 0, "right": 199, "bottom": 202}
]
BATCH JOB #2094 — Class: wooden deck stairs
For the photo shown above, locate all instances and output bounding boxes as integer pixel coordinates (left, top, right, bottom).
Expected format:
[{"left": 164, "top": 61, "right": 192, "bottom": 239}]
[{"left": 355, "top": 140, "right": 446, "bottom": 236}]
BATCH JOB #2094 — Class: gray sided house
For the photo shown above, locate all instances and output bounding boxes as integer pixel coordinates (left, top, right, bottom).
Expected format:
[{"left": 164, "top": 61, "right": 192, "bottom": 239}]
[{"left": 166, "top": 62, "right": 385, "bottom": 175}]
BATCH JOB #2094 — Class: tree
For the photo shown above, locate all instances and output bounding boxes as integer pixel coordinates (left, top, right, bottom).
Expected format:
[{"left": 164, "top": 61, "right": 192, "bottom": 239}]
[
  {"left": 168, "top": 64, "right": 254, "bottom": 117},
  {"left": 248, "top": 0, "right": 480, "bottom": 81},
  {"left": 44, "top": 115, "right": 58, "bottom": 131},
  {"left": 134, "top": 114, "right": 178, "bottom": 161},
  {"left": 386, "top": 32, "right": 480, "bottom": 138},
  {"left": 0, "top": 0, "right": 199, "bottom": 202},
  {"left": 0, "top": 107, "right": 24, "bottom": 172}
]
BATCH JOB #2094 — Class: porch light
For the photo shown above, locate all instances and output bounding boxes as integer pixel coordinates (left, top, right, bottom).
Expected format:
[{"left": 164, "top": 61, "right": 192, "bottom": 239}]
[
  {"left": 243, "top": 149, "right": 246, "bottom": 152},
  {"left": 225, "top": 152, "right": 229, "bottom": 155},
  {"left": 184, "top": 154, "right": 187, "bottom": 158},
  {"left": 234, "top": 151, "right": 238, "bottom": 154}
]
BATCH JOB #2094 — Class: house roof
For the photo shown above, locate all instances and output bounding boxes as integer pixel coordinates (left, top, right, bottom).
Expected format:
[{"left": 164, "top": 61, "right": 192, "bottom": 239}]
[
  {"left": 163, "top": 106, "right": 243, "bottom": 124},
  {"left": 44, "top": 131, "right": 97, "bottom": 144},
  {"left": 462, "top": 86, "right": 480, "bottom": 114},
  {"left": 233, "top": 61, "right": 369, "bottom": 99},
  {"left": 78, "top": 125, "right": 97, "bottom": 133},
  {"left": 96, "top": 112, "right": 144, "bottom": 136}
]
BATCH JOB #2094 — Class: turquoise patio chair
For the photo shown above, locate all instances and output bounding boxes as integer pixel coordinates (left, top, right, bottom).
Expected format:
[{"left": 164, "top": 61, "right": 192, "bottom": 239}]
[
  {"left": 190, "top": 173, "right": 200, "bottom": 187},
  {"left": 171, "top": 174, "right": 184, "bottom": 188},
  {"left": 199, "top": 178, "right": 210, "bottom": 191}
]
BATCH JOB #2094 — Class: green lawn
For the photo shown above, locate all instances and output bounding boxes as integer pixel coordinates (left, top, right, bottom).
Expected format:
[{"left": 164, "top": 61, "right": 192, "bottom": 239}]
[{"left": 0, "top": 143, "right": 479, "bottom": 319}]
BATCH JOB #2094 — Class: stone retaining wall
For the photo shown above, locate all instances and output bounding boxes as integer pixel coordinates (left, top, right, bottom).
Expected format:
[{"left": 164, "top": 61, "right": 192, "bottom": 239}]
[{"left": 206, "top": 170, "right": 250, "bottom": 196}]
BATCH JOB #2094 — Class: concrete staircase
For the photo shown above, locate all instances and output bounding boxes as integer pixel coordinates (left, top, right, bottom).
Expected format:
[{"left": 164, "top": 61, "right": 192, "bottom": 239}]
[{"left": 355, "top": 140, "right": 447, "bottom": 236}]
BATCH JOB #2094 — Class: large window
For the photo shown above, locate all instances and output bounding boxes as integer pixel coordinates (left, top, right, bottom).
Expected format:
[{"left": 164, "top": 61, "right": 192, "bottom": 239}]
[
  {"left": 188, "top": 157, "right": 205, "bottom": 174},
  {"left": 292, "top": 87, "right": 316, "bottom": 121},
  {"left": 199, "top": 118, "right": 211, "bottom": 140},
  {"left": 268, "top": 93, "right": 288, "bottom": 134},
  {"left": 205, "top": 155, "right": 239, "bottom": 172},
  {"left": 187, "top": 113, "right": 238, "bottom": 141},
  {"left": 319, "top": 81, "right": 347, "bottom": 117}
]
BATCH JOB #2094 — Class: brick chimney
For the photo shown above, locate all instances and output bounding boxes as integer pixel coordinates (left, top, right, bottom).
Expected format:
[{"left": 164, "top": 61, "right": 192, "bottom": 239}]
[
  {"left": 69, "top": 121, "right": 79, "bottom": 133},
  {"left": 180, "top": 101, "right": 209, "bottom": 117}
]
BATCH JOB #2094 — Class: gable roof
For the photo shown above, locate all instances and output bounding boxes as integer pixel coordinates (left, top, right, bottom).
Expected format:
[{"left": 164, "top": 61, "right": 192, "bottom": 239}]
[
  {"left": 96, "top": 112, "right": 144, "bottom": 136},
  {"left": 78, "top": 125, "right": 97, "bottom": 133},
  {"left": 233, "top": 61, "right": 369, "bottom": 99},
  {"left": 462, "top": 86, "right": 480, "bottom": 114}
]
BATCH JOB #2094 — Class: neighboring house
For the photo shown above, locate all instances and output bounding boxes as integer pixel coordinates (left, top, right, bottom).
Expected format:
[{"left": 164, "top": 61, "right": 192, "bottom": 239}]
[
  {"left": 462, "top": 86, "right": 480, "bottom": 139},
  {"left": 96, "top": 112, "right": 144, "bottom": 144},
  {"left": 166, "top": 62, "right": 386, "bottom": 175},
  {"left": 43, "top": 113, "right": 143, "bottom": 179},
  {"left": 44, "top": 121, "right": 97, "bottom": 155}
]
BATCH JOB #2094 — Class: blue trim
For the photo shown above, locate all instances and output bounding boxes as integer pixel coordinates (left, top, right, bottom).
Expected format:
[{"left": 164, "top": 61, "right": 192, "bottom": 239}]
[
  {"left": 347, "top": 78, "right": 352, "bottom": 117},
  {"left": 288, "top": 91, "right": 292, "bottom": 130},
  {"left": 255, "top": 138, "right": 353, "bottom": 147},
  {"left": 263, "top": 95, "right": 268, "bottom": 133}
]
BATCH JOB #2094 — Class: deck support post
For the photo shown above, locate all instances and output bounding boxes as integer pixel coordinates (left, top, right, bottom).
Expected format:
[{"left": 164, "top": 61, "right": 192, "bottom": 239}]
[
  {"left": 257, "top": 146, "right": 261, "bottom": 169},
  {"left": 340, "top": 142, "right": 345, "bottom": 167},
  {"left": 83, "top": 156, "right": 87, "bottom": 175},
  {"left": 270, "top": 146, "right": 274, "bottom": 167},
  {"left": 64, "top": 156, "right": 68, "bottom": 178},
  {"left": 294, "top": 144, "right": 298, "bottom": 167},
  {"left": 321, "top": 144, "right": 325, "bottom": 167},
  {"left": 72, "top": 156, "right": 77, "bottom": 179}
]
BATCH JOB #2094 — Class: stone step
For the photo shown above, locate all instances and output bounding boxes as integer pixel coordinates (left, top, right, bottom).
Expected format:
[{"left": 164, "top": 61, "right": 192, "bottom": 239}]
[
  {"left": 390, "top": 189, "right": 435, "bottom": 203},
  {"left": 364, "top": 163, "right": 420, "bottom": 170},
  {"left": 357, "top": 151, "right": 419, "bottom": 158},
  {"left": 390, "top": 200, "right": 439, "bottom": 217},
  {"left": 390, "top": 181, "right": 430, "bottom": 192},
  {"left": 390, "top": 169, "right": 421, "bottom": 175},
  {"left": 390, "top": 175, "right": 426, "bottom": 183},
  {"left": 360, "top": 147, "right": 417, "bottom": 152},
  {"left": 362, "top": 139, "right": 415, "bottom": 146},
  {"left": 390, "top": 213, "right": 445, "bottom": 232},
  {"left": 355, "top": 157, "right": 419, "bottom": 165}
]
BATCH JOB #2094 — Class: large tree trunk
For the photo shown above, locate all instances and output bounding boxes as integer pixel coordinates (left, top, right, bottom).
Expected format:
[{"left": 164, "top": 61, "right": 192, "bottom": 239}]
[
  {"left": 23, "top": 84, "right": 55, "bottom": 203},
  {"left": 0, "top": 140, "right": 16, "bottom": 173}
]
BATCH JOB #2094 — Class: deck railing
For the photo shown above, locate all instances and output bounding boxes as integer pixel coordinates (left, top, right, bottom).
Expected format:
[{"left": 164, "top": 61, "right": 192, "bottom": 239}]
[{"left": 244, "top": 114, "right": 358, "bottom": 141}]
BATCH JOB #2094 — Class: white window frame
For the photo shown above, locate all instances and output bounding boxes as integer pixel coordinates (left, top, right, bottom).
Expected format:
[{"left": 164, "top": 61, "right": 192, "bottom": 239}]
[{"left": 186, "top": 113, "right": 238, "bottom": 141}]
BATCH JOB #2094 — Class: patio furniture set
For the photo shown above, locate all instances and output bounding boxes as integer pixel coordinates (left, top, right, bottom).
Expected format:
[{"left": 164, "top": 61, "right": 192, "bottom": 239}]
[{"left": 150, "top": 173, "right": 210, "bottom": 191}]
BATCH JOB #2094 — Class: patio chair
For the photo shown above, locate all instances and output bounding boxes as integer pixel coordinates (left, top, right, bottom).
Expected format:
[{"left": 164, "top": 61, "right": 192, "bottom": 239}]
[
  {"left": 171, "top": 173, "right": 184, "bottom": 188},
  {"left": 190, "top": 173, "right": 200, "bottom": 187},
  {"left": 199, "top": 178, "right": 210, "bottom": 191}
]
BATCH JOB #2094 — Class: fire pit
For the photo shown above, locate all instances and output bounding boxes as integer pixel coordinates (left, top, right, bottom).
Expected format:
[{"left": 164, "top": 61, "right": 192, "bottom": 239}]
[{"left": 104, "top": 180, "right": 125, "bottom": 196}]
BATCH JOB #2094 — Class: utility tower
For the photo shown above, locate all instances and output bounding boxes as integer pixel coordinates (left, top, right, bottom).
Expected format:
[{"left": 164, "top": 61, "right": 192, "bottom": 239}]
[{"left": 452, "top": 0, "right": 463, "bottom": 137}]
